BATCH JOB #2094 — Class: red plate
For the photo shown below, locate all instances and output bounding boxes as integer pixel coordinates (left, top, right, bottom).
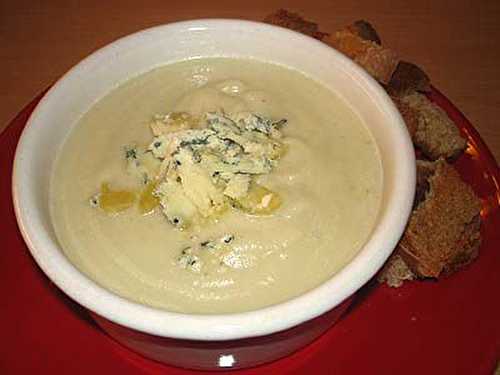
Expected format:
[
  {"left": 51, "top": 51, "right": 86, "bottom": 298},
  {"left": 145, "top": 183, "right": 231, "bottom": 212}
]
[{"left": 1, "top": 89, "right": 499, "bottom": 374}]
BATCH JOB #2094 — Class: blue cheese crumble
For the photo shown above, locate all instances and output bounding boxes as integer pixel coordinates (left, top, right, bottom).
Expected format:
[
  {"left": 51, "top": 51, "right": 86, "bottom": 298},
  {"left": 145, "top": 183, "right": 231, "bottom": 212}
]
[
  {"left": 141, "top": 111, "right": 287, "bottom": 229},
  {"left": 178, "top": 234, "right": 236, "bottom": 273}
]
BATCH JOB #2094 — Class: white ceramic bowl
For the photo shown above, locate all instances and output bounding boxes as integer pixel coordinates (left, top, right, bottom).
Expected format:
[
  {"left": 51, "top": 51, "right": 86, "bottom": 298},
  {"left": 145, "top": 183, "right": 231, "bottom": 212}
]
[{"left": 12, "top": 19, "right": 415, "bottom": 370}]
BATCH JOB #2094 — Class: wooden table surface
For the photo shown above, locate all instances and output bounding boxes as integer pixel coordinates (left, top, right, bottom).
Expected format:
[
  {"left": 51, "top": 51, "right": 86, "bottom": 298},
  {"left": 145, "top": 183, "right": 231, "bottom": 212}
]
[{"left": 1, "top": 1, "right": 498, "bottom": 163}]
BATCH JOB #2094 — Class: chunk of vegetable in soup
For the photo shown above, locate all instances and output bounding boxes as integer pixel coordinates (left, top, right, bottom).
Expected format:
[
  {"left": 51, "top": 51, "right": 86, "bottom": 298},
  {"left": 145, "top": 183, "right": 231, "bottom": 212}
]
[{"left": 50, "top": 58, "right": 382, "bottom": 314}]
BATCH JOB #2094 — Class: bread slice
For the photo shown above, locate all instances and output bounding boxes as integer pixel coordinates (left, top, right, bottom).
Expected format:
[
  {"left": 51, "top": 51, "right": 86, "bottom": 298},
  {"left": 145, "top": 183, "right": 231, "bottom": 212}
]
[
  {"left": 323, "top": 22, "right": 399, "bottom": 84},
  {"left": 390, "top": 95, "right": 419, "bottom": 138},
  {"left": 379, "top": 159, "right": 481, "bottom": 286},
  {"left": 400, "top": 93, "right": 467, "bottom": 159},
  {"left": 398, "top": 159, "right": 481, "bottom": 278},
  {"left": 319, "top": 19, "right": 461, "bottom": 160},
  {"left": 263, "top": 9, "right": 328, "bottom": 40}
]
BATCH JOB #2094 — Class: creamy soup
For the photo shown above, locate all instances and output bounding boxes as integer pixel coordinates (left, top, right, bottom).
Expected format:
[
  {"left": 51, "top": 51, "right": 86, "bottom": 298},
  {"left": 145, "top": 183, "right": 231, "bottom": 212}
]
[{"left": 50, "top": 58, "right": 382, "bottom": 314}]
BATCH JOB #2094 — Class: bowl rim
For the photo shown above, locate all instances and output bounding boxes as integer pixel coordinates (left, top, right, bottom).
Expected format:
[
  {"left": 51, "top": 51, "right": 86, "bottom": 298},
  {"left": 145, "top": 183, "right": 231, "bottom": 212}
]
[{"left": 12, "top": 18, "right": 416, "bottom": 341}]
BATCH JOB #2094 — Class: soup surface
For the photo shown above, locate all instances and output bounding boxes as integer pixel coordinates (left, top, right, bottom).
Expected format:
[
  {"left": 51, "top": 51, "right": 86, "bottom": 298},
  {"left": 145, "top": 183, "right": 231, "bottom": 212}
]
[{"left": 51, "top": 58, "right": 382, "bottom": 314}]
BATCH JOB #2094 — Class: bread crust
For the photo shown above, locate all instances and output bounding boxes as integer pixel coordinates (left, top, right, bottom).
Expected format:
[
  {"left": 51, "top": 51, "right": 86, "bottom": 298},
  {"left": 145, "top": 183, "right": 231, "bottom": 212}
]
[
  {"left": 263, "top": 9, "right": 328, "bottom": 40},
  {"left": 387, "top": 61, "right": 431, "bottom": 96},
  {"left": 348, "top": 20, "right": 381, "bottom": 45}
]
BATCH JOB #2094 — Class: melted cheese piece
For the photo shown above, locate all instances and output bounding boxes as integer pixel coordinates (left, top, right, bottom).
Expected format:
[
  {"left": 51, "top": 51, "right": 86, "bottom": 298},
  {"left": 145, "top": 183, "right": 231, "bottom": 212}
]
[{"left": 50, "top": 58, "right": 382, "bottom": 314}]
